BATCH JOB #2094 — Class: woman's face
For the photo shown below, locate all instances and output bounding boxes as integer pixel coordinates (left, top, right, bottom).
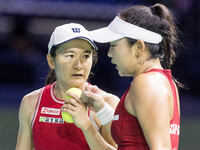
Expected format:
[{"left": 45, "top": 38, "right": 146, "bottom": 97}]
[
  {"left": 51, "top": 39, "right": 94, "bottom": 87},
  {"left": 108, "top": 38, "right": 138, "bottom": 76}
]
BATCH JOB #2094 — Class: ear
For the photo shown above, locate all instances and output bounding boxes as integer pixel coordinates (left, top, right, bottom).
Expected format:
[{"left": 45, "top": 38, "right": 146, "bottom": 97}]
[
  {"left": 135, "top": 40, "right": 145, "bottom": 57},
  {"left": 47, "top": 53, "right": 55, "bottom": 69}
]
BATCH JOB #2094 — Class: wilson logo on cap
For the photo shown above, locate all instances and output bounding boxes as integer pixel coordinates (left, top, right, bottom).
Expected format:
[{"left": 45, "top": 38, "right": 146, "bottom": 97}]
[{"left": 72, "top": 28, "right": 80, "bottom": 33}]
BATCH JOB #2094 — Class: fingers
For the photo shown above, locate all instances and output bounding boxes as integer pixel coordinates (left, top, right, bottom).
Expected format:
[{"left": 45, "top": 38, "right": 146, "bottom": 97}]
[
  {"left": 81, "top": 92, "right": 94, "bottom": 104},
  {"left": 66, "top": 91, "right": 82, "bottom": 102},
  {"left": 62, "top": 98, "right": 85, "bottom": 113},
  {"left": 83, "top": 90, "right": 98, "bottom": 100},
  {"left": 61, "top": 98, "right": 88, "bottom": 123},
  {"left": 85, "top": 85, "right": 102, "bottom": 93},
  {"left": 81, "top": 90, "right": 105, "bottom": 112},
  {"left": 62, "top": 103, "right": 76, "bottom": 112},
  {"left": 62, "top": 99, "right": 77, "bottom": 111},
  {"left": 64, "top": 97, "right": 82, "bottom": 107}
]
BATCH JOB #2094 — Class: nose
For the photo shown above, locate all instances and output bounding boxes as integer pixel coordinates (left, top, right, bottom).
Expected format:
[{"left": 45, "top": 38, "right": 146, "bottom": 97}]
[
  {"left": 107, "top": 47, "right": 112, "bottom": 58},
  {"left": 73, "top": 59, "right": 82, "bottom": 70}
]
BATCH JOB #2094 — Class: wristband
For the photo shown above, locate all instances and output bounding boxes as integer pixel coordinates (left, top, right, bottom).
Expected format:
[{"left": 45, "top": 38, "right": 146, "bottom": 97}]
[{"left": 95, "top": 103, "right": 114, "bottom": 125}]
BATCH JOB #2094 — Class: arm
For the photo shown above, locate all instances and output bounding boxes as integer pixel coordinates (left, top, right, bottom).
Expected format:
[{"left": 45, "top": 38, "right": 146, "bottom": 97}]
[
  {"left": 82, "top": 120, "right": 116, "bottom": 150},
  {"left": 130, "top": 74, "right": 172, "bottom": 150},
  {"left": 97, "top": 119, "right": 117, "bottom": 148},
  {"left": 83, "top": 85, "right": 119, "bottom": 148},
  {"left": 15, "top": 90, "right": 39, "bottom": 150},
  {"left": 92, "top": 92, "right": 119, "bottom": 148}
]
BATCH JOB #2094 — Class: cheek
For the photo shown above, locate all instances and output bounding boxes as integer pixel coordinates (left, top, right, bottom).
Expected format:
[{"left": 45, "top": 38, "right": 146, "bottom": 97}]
[
  {"left": 55, "top": 62, "right": 71, "bottom": 76},
  {"left": 113, "top": 48, "right": 123, "bottom": 61},
  {"left": 84, "top": 60, "right": 92, "bottom": 73},
  {"left": 118, "top": 55, "right": 131, "bottom": 72}
]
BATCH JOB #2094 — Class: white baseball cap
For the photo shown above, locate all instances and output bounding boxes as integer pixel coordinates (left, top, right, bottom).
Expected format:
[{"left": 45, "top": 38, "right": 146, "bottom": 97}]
[
  {"left": 48, "top": 23, "right": 98, "bottom": 53},
  {"left": 89, "top": 16, "right": 162, "bottom": 44}
]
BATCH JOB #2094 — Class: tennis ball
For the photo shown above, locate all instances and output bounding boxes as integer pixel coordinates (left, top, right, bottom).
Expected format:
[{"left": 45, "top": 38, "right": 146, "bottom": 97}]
[{"left": 62, "top": 88, "right": 82, "bottom": 123}]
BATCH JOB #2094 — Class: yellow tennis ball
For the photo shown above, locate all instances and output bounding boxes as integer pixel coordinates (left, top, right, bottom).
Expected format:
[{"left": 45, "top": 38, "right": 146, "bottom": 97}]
[
  {"left": 61, "top": 88, "right": 82, "bottom": 123},
  {"left": 66, "top": 88, "right": 82, "bottom": 97},
  {"left": 61, "top": 111, "right": 74, "bottom": 123}
]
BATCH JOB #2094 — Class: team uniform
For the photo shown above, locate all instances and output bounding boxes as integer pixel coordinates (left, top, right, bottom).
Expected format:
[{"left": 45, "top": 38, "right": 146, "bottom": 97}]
[
  {"left": 31, "top": 82, "right": 98, "bottom": 150},
  {"left": 111, "top": 69, "right": 180, "bottom": 150}
]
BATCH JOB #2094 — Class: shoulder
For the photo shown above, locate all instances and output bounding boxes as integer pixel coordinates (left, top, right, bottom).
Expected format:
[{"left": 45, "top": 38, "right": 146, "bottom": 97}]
[
  {"left": 22, "top": 89, "right": 42, "bottom": 109},
  {"left": 19, "top": 88, "right": 42, "bottom": 125},
  {"left": 130, "top": 72, "right": 171, "bottom": 110},
  {"left": 132, "top": 71, "right": 170, "bottom": 96}
]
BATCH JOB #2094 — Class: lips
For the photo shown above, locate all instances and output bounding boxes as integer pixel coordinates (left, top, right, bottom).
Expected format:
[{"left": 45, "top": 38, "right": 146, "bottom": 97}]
[
  {"left": 72, "top": 73, "right": 83, "bottom": 77},
  {"left": 111, "top": 61, "right": 118, "bottom": 69},
  {"left": 111, "top": 60, "right": 115, "bottom": 65}
]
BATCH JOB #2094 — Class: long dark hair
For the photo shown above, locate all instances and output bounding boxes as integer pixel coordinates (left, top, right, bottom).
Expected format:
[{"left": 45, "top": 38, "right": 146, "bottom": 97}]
[
  {"left": 45, "top": 43, "right": 98, "bottom": 85},
  {"left": 119, "top": 3, "right": 183, "bottom": 87}
]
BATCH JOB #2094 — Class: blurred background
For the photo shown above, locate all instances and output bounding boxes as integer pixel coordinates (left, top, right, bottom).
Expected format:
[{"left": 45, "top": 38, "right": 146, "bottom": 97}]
[{"left": 0, "top": 0, "right": 199, "bottom": 149}]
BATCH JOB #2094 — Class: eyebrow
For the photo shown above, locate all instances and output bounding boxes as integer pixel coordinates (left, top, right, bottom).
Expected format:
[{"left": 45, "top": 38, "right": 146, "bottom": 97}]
[
  {"left": 62, "top": 50, "right": 92, "bottom": 54},
  {"left": 62, "top": 50, "right": 73, "bottom": 53},
  {"left": 84, "top": 50, "right": 92, "bottom": 54},
  {"left": 110, "top": 42, "right": 116, "bottom": 45}
]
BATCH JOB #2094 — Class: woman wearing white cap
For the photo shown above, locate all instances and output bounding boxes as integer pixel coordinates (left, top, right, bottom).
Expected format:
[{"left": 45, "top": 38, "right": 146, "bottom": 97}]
[
  {"left": 64, "top": 3, "right": 181, "bottom": 150},
  {"left": 15, "top": 23, "right": 118, "bottom": 150}
]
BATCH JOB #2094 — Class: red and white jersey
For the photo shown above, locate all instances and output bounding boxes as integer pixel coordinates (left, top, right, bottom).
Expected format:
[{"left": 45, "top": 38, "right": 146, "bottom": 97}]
[
  {"left": 111, "top": 69, "right": 180, "bottom": 150},
  {"left": 31, "top": 82, "right": 93, "bottom": 150}
]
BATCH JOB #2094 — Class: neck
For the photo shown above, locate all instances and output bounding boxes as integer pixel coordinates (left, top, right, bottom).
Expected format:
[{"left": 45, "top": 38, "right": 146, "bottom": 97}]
[
  {"left": 134, "top": 58, "right": 163, "bottom": 77},
  {"left": 54, "top": 80, "right": 87, "bottom": 100}
]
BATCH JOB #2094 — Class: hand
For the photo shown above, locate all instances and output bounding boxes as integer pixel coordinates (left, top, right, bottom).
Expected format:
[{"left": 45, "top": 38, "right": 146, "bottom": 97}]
[
  {"left": 61, "top": 93, "right": 91, "bottom": 130},
  {"left": 81, "top": 85, "right": 106, "bottom": 112},
  {"left": 84, "top": 85, "right": 104, "bottom": 94}
]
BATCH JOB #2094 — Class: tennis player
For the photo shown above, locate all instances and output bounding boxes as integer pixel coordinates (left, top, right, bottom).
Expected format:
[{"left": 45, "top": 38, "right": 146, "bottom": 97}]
[
  {"left": 15, "top": 23, "right": 118, "bottom": 150},
  {"left": 64, "top": 3, "right": 181, "bottom": 150}
]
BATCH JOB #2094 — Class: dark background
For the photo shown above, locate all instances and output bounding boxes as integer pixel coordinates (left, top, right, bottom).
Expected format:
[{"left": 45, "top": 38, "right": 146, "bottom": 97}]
[{"left": 0, "top": 0, "right": 199, "bottom": 149}]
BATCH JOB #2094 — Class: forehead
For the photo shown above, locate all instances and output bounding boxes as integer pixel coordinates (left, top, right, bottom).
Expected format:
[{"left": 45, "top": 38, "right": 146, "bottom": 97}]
[{"left": 56, "top": 39, "right": 94, "bottom": 53}]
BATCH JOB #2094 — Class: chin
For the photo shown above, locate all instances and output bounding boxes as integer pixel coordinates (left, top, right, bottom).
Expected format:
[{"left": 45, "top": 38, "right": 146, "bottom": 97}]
[
  {"left": 70, "top": 79, "right": 86, "bottom": 87},
  {"left": 118, "top": 71, "right": 132, "bottom": 77}
]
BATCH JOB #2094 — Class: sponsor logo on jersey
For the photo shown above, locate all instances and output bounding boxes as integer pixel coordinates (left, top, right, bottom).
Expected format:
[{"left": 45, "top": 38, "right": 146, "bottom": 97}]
[
  {"left": 169, "top": 123, "right": 180, "bottom": 135},
  {"left": 113, "top": 114, "right": 119, "bottom": 120},
  {"left": 39, "top": 116, "right": 64, "bottom": 123},
  {"left": 41, "top": 107, "right": 60, "bottom": 115}
]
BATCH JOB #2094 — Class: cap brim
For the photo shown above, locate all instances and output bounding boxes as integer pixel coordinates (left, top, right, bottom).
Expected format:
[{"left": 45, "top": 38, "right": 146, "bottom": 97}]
[
  {"left": 78, "top": 37, "right": 98, "bottom": 51},
  {"left": 89, "top": 27, "right": 123, "bottom": 43},
  {"left": 50, "top": 36, "right": 98, "bottom": 52}
]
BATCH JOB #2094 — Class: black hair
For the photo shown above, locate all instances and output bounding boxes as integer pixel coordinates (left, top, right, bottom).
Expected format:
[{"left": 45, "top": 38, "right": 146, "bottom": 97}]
[
  {"left": 119, "top": 3, "right": 183, "bottom": 87},
  {"left": 119, "top": 3, "right": 179, "bottom": 69}
]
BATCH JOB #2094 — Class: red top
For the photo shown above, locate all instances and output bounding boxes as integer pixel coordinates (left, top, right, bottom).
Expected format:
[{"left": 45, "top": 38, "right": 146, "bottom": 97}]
[
  {"left": 32, "top": 82, "right": 90, "bottom": 150},
  {"left": 111, "top": 69, "right": 180, "bottom": 150}
]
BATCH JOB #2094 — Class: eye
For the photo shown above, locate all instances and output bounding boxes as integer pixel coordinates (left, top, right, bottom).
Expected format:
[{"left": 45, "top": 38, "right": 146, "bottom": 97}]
[
  {"left": 110, "top": 42, "right": 117, "bottom": 47},
  {"left": 82, "top": 54, "right": 90, "bottom": 59},
  {"left": 110, "top": 44, "right": 116, "bottom": 48},
  {"left": 65, "top": 54, "right": 74, "bottom": 58}
]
